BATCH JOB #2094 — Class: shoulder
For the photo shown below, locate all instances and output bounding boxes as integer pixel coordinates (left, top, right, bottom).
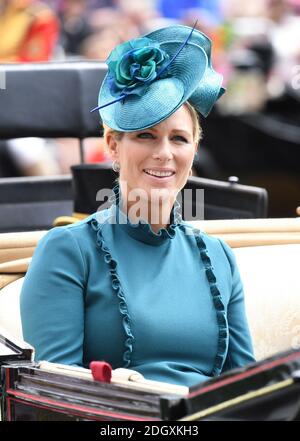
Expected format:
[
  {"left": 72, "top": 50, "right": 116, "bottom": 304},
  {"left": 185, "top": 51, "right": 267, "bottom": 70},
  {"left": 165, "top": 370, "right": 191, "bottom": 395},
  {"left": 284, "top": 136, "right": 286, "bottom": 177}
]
[
  {"left": 33, "top": 215, "right": 95, "bottom": 262},
  {"left": 28, "top": 217, "right": 102, "bottom": 281},
  {"left": 203, "top": 231, "right": 237, "bottom": 275},
  {"left": 43, "top": 209, "right": 112, "bottom": 238},
  {"left": 38, "top": 216, "right": 92, "bottom": 245},
  {"left": 180, "top": 221, "right": 226, "bottom": 250},
  {"left": 180, "top": 221, "right": 236, "bottom": 273},
  {"left": 37, "top": 209, "right": 115, "bottom": 254}
]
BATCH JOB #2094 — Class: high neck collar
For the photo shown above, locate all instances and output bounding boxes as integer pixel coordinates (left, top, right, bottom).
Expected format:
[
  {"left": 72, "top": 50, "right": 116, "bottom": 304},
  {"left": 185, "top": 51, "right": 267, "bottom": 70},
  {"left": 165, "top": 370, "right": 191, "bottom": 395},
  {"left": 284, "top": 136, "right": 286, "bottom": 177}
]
[{"left": 110, "top": 185, "right": 182, "bottom": 247}]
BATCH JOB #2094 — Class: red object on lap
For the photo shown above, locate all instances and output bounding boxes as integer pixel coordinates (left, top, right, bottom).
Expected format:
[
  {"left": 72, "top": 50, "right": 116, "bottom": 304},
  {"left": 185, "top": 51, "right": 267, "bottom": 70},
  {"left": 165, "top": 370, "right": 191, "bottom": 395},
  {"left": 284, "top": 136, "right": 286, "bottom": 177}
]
[{"left": 90, "top": 361, "right": 112, "bottom": 383}]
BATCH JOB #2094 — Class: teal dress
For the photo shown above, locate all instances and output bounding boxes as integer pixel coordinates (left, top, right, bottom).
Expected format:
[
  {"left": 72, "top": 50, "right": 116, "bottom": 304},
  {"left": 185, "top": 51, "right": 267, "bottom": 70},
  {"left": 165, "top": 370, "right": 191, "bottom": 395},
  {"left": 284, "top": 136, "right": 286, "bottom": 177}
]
[{"left": 20, "top": 191, "right": 255, "bottom": 387}]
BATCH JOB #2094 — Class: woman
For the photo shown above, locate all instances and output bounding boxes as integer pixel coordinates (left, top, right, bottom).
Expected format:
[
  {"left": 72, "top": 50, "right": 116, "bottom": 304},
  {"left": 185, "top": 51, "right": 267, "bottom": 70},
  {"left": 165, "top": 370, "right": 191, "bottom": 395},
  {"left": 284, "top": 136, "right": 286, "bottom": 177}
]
[
  {"left": 20, "top": 24, "right": 255, "bottom": 387},
  {"left": 0, "top": 0, "right": 59, "bottom": 62}
]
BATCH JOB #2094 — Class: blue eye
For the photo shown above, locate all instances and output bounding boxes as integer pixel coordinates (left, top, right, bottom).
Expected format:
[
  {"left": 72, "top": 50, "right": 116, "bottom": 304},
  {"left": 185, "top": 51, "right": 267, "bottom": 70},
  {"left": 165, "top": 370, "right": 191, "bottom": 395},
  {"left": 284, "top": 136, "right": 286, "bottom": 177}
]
[
  {"left": 173, "top": 135, "right": 188, "bottom": 142},
  {"left": 137, "top": 132, "right": 154, "bottom": 139}
]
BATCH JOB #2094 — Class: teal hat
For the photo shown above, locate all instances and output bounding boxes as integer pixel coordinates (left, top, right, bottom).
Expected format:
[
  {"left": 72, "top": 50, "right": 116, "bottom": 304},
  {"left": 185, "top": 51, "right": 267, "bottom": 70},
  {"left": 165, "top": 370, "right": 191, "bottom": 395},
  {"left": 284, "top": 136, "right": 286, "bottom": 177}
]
[{"left": 92, "top": 24, "right": 225, "bottom": 132}]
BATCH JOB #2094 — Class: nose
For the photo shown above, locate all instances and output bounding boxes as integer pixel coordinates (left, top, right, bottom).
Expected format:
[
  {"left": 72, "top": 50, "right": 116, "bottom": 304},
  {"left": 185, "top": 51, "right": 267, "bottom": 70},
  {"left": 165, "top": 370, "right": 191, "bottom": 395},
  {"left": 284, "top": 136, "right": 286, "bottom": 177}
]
[{"left": 152, "top": 137, "right": 173, "bottom": 162}]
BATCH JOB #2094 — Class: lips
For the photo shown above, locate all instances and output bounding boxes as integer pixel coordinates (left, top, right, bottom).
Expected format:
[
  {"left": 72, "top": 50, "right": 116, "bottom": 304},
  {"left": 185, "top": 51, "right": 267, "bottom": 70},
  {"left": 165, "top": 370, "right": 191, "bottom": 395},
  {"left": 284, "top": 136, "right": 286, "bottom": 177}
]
[{"left": 143, "top": 168, "right": 175, "bottom": 178}]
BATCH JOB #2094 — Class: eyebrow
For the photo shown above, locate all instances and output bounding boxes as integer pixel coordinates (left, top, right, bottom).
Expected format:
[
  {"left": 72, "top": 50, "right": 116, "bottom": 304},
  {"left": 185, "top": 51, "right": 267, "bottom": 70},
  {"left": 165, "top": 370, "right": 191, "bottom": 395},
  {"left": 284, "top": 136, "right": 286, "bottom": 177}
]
[
  {"left": 137, "top": 128, "right": 191, "bottom": 137},
  {"left": 171, "top": 129, "right": 192, "bottom": 137}
]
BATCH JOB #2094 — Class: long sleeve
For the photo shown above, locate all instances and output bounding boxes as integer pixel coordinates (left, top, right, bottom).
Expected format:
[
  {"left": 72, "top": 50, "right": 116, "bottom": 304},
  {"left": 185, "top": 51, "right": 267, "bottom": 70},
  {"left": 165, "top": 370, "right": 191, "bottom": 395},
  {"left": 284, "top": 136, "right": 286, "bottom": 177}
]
[
  {"left": 18, "top": 14, "right": 59, "bottom": 62},
  {"left": 20, "top": 227, "right": 86, "bottom": 366},
  {"left": 218, "top": 239, "right": 256, "bottom": 372}
]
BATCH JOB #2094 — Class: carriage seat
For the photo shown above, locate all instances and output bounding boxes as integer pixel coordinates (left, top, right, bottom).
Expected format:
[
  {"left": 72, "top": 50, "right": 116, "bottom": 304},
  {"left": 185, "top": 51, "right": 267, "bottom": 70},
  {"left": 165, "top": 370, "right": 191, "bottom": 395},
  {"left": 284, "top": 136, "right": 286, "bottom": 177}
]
[{"left": 1, "top": 218, "right": 300, "bottom": 361}]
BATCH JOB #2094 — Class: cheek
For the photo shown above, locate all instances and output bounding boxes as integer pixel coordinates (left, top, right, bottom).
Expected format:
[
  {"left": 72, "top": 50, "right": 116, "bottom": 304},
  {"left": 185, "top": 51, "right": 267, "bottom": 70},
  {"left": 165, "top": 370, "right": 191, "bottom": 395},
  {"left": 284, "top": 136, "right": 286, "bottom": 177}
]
[
  {"left": 119, "top": 148, "right": 144, "bottom": 177},
  {"left": 178, "top": 150, "right": 195, "bottom": 172},
  {"left": 127, "top": 147, "right": 149, "bottom": 170}
]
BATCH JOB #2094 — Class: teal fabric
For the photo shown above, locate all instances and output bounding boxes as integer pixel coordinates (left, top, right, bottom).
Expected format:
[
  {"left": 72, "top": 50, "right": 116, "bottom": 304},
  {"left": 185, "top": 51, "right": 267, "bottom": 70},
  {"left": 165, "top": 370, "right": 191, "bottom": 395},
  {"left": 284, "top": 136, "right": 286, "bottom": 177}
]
[
  {"left": 20, "top": 199, "right": 255, "bottom": 388},
  {"left": 96, "top": 25, "right": 225, "bottom": 131}
]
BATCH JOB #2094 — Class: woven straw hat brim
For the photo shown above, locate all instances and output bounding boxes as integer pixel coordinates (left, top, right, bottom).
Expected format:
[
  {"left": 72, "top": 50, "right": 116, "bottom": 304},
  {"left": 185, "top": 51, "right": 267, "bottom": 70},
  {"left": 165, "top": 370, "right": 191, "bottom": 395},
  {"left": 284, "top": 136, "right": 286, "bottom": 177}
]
[
  {"left": 146, "top": 25, "right": 213, "bottom": 58},
  {"left": 99, "top": 42, "right": 207, "bottom": 131},
  {"left": 146, "top": 25, "right": 224, "bottom": 117}
]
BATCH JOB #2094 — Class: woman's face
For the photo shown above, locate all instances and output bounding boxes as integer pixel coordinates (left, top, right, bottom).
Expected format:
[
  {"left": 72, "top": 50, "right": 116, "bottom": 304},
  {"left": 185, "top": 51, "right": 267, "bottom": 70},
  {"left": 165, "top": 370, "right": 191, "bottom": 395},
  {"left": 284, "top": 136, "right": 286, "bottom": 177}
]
[{"left": 107, "top": 104, "right": 197, "bottom": 204}]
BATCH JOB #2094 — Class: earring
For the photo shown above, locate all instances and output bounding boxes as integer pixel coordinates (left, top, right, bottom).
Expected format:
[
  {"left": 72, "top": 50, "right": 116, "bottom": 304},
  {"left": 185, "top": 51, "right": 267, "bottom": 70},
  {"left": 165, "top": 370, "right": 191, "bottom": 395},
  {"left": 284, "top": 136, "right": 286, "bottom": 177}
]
[{"left": 112, "top": 160, "right": 120, "bottom": 172}]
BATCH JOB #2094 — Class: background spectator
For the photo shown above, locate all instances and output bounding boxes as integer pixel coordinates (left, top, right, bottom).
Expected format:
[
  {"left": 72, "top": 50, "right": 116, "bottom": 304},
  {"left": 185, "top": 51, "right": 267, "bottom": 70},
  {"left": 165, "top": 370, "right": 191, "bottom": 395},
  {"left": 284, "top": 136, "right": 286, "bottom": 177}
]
[
  {"left": 0, "top": 0, "right": 59, "bottom": 62},
  {"left": 0, "top": 0, "right": 60, "bottom": 177}
]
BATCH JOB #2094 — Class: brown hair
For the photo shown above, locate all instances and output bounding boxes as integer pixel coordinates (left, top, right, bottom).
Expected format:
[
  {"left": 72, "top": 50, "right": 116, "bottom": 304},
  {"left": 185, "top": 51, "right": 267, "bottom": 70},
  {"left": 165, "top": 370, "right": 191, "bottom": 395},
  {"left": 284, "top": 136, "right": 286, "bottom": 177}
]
[{"left": 103, "top": 102, "right": 202, "bottom": 148}]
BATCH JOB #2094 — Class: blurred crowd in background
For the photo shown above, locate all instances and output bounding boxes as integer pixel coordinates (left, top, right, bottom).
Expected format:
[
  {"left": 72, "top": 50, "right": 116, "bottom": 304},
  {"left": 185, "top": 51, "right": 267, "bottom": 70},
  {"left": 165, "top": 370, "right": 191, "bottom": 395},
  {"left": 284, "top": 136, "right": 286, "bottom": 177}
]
[{"left": 0, "top": 0, "right": 300, "bottom": 216}]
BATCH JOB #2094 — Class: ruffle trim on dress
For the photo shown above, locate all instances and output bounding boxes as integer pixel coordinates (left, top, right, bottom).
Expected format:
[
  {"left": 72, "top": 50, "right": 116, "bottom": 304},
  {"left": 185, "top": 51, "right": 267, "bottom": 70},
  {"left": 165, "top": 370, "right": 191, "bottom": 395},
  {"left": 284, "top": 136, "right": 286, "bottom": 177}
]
[
  {"left": 121, "top": 197, "right": 182, "bottom": 240},
  {"left": 193, "top": 227, "right": 228, "bottom": 376},
  {"left": 112, "top": 184, "right": 183, "bottom": 243},
  {"left": 89, "top": 216, "right": 134, "bottom": 368}
]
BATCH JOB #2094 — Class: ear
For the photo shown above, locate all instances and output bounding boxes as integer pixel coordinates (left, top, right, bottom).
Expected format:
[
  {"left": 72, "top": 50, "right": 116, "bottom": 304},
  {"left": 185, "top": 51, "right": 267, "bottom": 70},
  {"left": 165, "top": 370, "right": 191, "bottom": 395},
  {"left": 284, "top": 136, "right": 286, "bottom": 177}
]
[{"left": 105, "top": 131, "right": 120, "bottom": 161}]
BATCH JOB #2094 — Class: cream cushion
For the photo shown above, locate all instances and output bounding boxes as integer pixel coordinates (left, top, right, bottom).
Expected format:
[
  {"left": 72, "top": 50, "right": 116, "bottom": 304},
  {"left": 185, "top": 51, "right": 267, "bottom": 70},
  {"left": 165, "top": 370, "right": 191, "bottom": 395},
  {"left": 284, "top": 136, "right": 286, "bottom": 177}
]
[
  {"left": 233, "top": 244, "right": 300, "bottom": 360},
  {"left": 0, "top": 277, "right": 24, "bottom": 340}
]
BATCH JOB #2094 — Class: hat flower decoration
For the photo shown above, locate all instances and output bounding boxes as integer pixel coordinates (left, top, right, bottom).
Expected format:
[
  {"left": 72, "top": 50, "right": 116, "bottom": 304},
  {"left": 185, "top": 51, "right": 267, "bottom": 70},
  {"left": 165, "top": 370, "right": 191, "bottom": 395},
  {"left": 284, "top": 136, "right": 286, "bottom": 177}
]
[
  {"left": 92, "top": 24, "right": 225, "bottom": 132},
  {"left": 106, "top": 37, "right": 171, "bottom": 99}
]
